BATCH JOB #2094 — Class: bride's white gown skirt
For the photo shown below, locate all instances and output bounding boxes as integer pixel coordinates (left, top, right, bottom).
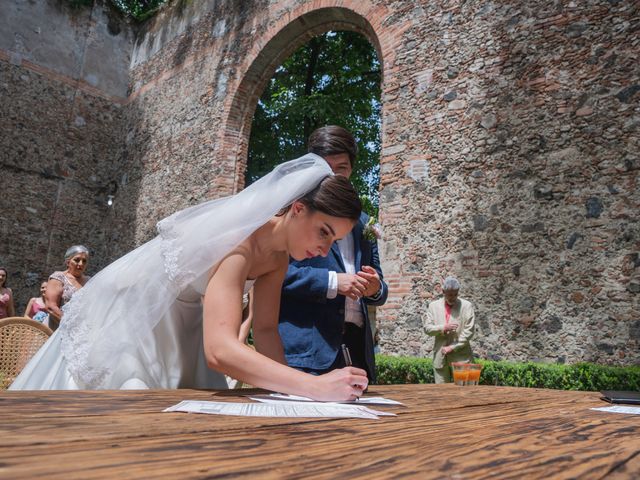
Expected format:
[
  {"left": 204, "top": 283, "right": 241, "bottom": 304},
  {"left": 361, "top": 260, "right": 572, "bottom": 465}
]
[{"left": 10, "top": 290, "right": 228, "bottom": 390}]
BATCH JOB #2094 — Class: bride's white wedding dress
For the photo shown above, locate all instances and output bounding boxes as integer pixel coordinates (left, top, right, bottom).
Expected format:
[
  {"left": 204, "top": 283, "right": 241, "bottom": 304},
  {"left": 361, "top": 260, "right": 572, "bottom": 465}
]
[
  {"left": 10, "top": 155, "right": 331, "bottom": 390},
  {"left": 11, "top": 279, "right": 255, "bottom": 390}
]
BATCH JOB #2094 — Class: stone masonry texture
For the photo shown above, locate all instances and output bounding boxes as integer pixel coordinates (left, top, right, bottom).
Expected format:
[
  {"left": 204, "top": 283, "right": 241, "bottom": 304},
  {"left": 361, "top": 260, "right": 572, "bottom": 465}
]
[
  {"left": 0, "top": 0, "right": 638, "bottom": 366},
  {"left": 0, "top": 0, "right": 134, "bottom": 314}
]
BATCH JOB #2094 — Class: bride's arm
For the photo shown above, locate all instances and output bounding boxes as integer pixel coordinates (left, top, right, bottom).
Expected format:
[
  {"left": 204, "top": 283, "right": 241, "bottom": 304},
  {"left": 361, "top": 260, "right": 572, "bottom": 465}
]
[
  {"left": 238, "top": 289, "right": 253, "bottom": 343},
  {"left": 251, "top": 263, "right": 287, "bottom": 364},
  {"left": 202, "top": 251, "right": 368, "bottom": 401}
]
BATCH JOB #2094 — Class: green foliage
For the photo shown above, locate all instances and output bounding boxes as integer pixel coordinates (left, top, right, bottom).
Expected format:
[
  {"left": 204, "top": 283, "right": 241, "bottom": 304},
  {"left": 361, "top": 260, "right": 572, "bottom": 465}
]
[
  {"left": 110, "top": 0, "right": 168, "bottom": 21},
  {"left": 66, "top": 0, "right": 168, "bottom": 21},
  {"left": 360, "top": 194, "right": 378, "bottom": 220},
  {"left": 375, "top": 355, "right": 640, "bottom": 391},
  {"left": 247, "top": 31, "right": 381, "bottom": 206},
  {"left": 375, "top": 356, "right": 435, "bottom": 384}
]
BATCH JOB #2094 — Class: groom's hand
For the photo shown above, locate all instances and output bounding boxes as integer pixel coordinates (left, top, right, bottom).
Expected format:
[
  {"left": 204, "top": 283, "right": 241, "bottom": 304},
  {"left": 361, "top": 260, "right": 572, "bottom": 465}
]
[
  {"left": 337, "top": 273, "right": 368, "bottom": 300},
  {"left": 357, "top": 266, "right": 381, "bottom": 297}
]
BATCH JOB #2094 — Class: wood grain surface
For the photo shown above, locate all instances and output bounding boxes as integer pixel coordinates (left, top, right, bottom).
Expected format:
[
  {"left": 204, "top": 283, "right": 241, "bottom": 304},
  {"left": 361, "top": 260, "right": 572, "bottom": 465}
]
[{"left": 1, "top": 384, "right": 638, "bottom": 479}]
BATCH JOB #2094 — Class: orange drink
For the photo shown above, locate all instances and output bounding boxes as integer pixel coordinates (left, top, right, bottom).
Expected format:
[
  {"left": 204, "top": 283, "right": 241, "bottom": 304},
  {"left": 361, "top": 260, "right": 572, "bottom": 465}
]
[
  {"left": 466, "top": 364, "right": 482, "bottom": 385},
  {"left": 451, "top": 362, "right": 469, "bottom": 386},
  {"left": 452, "top": 369, "right": 468, "bottom": 384}
]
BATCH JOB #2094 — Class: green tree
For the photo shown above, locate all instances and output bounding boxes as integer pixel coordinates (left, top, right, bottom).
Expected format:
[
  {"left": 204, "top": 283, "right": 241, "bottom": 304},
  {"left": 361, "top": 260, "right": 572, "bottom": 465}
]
[
  {"left": 247, "top": 31, "right": 381, "bottom": 213},
  {"left": 67, "top": 0, "right": 167, "bottom": 21},
  {"left": 111, "top": 0, "right": 167, "bottom": 20}
]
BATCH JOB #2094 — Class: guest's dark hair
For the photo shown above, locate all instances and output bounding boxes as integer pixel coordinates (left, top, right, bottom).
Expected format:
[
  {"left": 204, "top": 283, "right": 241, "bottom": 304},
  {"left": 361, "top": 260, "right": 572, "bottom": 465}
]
[
  {"left": 308, "top": 125, "right": 358, "bottom": 167},
  {"left": 0, "top": 267, "right": 8, "bottom": 288},
  {"left": 298, "top": 175, "right": 361, "bottom": 221}
]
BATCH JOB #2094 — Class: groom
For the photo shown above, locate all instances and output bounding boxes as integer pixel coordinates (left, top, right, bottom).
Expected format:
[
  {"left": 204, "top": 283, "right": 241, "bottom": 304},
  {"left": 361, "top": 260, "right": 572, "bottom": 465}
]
[{"left": 278, "top": 126, "right": 388, "bottom": 382}]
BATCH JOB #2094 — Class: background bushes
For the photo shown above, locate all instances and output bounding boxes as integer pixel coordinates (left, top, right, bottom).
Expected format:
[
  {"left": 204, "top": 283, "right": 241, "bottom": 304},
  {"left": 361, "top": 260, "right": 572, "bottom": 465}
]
[{"left": 376, "top": 355, "right": 640, "bottom": 391}]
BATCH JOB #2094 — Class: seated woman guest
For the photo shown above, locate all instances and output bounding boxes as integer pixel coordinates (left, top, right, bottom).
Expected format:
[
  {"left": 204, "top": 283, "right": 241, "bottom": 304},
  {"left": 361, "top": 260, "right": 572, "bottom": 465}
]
[
  {"left": 0, "top": 267, "right": 15, "bottom": 319},
  {"left": 45, "top": 245, "right": 91, "bottom": 331},
  {"left": 10, "top": 154, "right": 368, "bottom": 401},
  {"left": 24, "top": 281, "right": 50, "bottom": 326}
]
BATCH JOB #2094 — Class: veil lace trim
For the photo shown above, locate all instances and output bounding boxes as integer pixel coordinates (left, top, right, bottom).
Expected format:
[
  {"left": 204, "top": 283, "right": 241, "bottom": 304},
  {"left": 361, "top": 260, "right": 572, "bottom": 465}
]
[
  {"left": 59, "top": 288, "right": 108, "bottom": 388},
  {"left": 157, "top": 218, "right": 194, "bottom": 291}
]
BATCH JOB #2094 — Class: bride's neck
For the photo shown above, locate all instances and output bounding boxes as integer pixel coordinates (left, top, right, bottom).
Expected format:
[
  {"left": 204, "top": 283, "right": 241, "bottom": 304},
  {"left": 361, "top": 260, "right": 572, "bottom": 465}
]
[{"left": 253, "top": 216, "right": 289, "bottom": 256}]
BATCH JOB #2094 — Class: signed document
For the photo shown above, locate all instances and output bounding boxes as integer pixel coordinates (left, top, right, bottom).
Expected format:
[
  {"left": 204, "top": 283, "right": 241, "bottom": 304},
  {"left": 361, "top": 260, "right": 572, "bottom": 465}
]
[
  {"left": 164, "top": 400, "right": 395, "bottom": 419},
  {"left": 249, "top": 393, "right": 403, "bottom": 406}
]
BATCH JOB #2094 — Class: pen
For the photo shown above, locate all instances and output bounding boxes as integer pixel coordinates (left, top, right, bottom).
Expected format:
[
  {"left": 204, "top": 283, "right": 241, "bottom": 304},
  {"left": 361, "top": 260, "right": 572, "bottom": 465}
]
[
  {"left": 341, "top": 344, "right": 361, "bottom": 401},
  {"left": 341, "top": 343, "right": 352, "bottom": 367}
]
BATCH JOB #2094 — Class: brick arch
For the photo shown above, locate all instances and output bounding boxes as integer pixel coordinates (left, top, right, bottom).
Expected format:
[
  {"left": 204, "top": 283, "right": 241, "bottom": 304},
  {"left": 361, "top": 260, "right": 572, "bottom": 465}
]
[{"left": 216, "top": 2, "right": 393, "bottom": 193}]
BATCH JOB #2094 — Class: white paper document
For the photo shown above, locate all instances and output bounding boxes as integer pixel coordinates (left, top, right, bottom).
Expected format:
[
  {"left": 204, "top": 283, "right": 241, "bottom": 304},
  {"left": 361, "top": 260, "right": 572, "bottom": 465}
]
[
  {"left": 591, "top": 405, "right": 640, "bottom": 415},
  {"left": 164, "top": 400, "right": 393, "bottom": 419},
  {"left": 247, "top": 397, "right": 396, "bottom": 417},
  {"left": 250, "top": 393, "right": 404, "bottom": 406}
]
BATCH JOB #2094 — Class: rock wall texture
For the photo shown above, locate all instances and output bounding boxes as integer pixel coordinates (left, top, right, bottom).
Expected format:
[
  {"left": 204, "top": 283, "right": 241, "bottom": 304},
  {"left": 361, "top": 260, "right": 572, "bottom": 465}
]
[
  {"left": 0, "top": 0, "right": 135, "bottom": 310},
  {"left": 1, "top": 0, "right": 638, "bottom": 366},
  {"left": 374, "top": 1, "right": 640, "bottom": 365}
]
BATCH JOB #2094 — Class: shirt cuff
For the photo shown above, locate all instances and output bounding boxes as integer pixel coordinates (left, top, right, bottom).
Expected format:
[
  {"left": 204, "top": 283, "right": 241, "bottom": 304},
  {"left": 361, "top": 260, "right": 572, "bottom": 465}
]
[{"left": 327, "top": 271, "right": 338, "bottom": 299}]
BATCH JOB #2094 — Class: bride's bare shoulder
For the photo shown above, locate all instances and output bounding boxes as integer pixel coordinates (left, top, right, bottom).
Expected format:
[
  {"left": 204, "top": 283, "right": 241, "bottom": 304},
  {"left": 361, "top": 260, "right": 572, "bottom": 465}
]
[{"left": 206, "top": 241, "right": 253, "bottom": 282}]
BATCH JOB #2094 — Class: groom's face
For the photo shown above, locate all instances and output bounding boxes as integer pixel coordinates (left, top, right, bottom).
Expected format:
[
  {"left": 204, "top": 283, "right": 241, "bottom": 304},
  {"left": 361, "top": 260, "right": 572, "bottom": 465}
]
[{"left": 324, "top": 153, "right": 352, "bottom": 178}]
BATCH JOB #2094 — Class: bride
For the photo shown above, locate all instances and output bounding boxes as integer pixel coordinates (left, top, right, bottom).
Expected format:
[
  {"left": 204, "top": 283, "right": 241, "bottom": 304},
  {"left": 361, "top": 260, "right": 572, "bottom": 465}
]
[{"left": 11, "top": 154, "right": 368, "bottom": 401}]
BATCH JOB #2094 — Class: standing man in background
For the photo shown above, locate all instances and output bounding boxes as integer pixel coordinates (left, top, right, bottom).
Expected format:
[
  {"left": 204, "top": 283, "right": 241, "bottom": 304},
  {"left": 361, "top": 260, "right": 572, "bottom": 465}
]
[
  {"left": 278, "top": 125, "right": 388, "bottom": 382},
  {"left": 424, "top": 276, "right": 476, "bottom": 383}
]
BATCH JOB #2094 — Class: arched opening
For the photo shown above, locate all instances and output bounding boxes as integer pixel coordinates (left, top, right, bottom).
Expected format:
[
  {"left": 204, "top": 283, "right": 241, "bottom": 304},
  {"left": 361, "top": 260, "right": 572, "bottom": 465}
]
[
  {"left": 245, "top": 30, "right": 381, "bottom": 210},
  {"left": 217, "top": 7, "right": 382, "bottom": 200}
]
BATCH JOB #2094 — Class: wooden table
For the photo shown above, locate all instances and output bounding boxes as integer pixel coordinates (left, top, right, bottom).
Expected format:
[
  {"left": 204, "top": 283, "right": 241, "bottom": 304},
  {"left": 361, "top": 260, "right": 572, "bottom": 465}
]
[{"left": 1, "top": 384, "right": 639, "bottom": 479}]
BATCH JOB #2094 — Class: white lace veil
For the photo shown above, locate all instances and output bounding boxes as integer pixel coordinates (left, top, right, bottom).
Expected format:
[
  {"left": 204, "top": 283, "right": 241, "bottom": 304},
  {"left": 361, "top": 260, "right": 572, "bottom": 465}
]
[{"left": 58, "top": 154, "right": 332, "bottom": 388}]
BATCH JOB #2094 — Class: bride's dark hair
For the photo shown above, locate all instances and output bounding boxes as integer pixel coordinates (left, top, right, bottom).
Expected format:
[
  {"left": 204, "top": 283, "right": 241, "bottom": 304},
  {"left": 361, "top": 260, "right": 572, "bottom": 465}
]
[{"left": 281, "top": 175, "right": 361, "bottom": 220}]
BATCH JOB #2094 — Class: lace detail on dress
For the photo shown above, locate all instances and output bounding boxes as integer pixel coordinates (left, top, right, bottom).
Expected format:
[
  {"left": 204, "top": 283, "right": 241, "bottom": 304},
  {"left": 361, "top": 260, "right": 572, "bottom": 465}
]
[
  {"left": 58, "top": 288, "right": 108, "bottom": 388},
  {"left": 49, "top": 271, "right": 80, "bottom": 304},
  {"left": 157, "top": 218, "right": 195, "bottom": 291}
]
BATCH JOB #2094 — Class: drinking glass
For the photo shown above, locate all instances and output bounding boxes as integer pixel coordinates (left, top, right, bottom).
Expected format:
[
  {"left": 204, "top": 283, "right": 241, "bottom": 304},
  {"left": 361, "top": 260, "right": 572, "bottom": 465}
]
[
  {"left": 466, "top": 363, "right": 482, "bottom": 385},
  {"left": 451, "top": 362, "right": 469, "bottom": 386}
]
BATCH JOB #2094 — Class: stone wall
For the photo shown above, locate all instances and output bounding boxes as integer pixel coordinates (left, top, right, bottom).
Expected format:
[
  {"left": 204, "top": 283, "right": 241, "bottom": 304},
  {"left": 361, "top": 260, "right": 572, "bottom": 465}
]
[
  {"left": 2, "top": 0, "right": 638, "bottom": 366},
  {"left": 125, "top": 0, "right": 639, "bottom": 366},
  {"left": 0, "top": 0, "right": 135, "bottom": 311},
  {"left": 375, "top": 1, "right": 640, "bottom": 366}
]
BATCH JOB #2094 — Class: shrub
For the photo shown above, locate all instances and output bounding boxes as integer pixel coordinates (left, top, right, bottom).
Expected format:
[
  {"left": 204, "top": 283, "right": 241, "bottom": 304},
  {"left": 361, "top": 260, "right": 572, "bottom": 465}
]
[
  {"left": 375, "top": 355, "right": 434, "bottom": 384},
  {"left": 375, "top": 355, "right": 640, "bottom": 391}
]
